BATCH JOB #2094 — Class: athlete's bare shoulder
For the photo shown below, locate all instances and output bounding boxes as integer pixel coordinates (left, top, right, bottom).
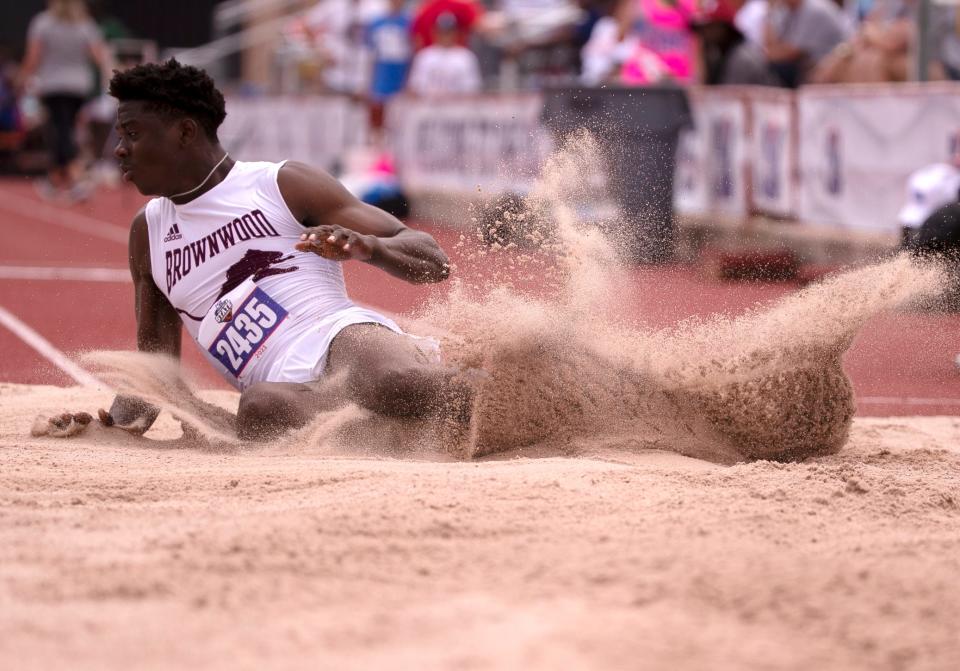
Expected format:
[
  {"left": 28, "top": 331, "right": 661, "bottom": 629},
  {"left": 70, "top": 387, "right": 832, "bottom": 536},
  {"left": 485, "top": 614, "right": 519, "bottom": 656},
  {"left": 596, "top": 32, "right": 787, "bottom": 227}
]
[
  {"left": 129, "top": 205, "right": 148, "bottom": 234},
  {"left": 128, "top": 206, "right": 151, "bottom": 278},
  {"left": 277, "top": 160, "right": 356, "bottom": 225},
  {"left": 278, "top": 159, "right": 335, "bottom": 183}
]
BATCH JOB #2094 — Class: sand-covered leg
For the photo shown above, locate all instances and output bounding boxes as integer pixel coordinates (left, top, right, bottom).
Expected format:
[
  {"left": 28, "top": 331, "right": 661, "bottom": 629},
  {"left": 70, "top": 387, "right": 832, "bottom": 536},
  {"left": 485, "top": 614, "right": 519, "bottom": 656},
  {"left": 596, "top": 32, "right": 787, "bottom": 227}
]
[
  {"left": 689, "top": 359, "right": 856, "bottom": 462},
  {"left": 237, "top": 381, "right": 343, "bottom": 440},
  {"left": 461, "top": 342, "right": 632, "bottom": 458}
]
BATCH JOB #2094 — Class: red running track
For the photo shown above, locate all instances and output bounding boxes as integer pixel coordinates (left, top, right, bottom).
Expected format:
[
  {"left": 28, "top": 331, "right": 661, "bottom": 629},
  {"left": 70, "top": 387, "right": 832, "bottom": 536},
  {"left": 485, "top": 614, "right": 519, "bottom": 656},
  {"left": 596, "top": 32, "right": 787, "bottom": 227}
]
[{"left": 1, "top": 176, "right": 958, "bottom": 415}]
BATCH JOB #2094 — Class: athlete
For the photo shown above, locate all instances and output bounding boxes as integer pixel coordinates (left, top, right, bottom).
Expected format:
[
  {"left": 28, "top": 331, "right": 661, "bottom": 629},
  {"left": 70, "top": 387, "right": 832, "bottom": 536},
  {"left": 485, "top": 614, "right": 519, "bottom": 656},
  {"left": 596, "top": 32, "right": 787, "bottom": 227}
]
[{"left": 41, "top": 59, "right": 477, "bottom": 441}]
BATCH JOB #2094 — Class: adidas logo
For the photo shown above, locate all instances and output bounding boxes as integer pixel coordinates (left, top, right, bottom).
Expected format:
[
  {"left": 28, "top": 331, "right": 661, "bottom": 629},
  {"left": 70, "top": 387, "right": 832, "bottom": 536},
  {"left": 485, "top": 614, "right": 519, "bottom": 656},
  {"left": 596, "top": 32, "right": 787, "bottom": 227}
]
[{"left": 163, "top": 222, "right": 183, "bottom": 242}]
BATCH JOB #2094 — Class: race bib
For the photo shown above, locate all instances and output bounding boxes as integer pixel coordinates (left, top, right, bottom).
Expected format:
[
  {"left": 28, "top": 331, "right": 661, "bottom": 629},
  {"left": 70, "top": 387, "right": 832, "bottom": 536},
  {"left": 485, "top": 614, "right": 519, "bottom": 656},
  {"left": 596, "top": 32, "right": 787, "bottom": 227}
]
[{"left": 198, "top": 278, "right": 288, "bottom": 379}]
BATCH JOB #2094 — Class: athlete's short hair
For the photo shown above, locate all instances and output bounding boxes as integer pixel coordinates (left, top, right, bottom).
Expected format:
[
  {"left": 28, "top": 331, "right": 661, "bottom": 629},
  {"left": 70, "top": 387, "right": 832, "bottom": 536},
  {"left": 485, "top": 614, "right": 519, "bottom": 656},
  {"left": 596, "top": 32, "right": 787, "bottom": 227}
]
[{"left": 109, "top": 59, "right": 227, "bottom": 140}]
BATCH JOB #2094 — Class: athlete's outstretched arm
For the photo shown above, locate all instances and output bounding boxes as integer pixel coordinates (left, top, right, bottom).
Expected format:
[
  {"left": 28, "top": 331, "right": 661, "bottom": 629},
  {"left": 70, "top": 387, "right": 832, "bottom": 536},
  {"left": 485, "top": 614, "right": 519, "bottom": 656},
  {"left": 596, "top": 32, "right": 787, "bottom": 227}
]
[
  {"left": 34, "top": 211, "right": 183, "bottom": 438},
  {"left": 104, "top": 210, "right": 183, "bottom": 432},
  {"left": 279, "top": 161, "right": 451, "bottom": 283}
]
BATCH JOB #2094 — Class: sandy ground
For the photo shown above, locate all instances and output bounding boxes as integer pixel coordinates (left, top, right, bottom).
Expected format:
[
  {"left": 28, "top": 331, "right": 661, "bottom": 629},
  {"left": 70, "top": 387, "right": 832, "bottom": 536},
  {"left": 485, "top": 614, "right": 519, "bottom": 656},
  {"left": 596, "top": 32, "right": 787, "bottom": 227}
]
[{"left": 1, "top": 384, "right": 959, "bottom": 670}]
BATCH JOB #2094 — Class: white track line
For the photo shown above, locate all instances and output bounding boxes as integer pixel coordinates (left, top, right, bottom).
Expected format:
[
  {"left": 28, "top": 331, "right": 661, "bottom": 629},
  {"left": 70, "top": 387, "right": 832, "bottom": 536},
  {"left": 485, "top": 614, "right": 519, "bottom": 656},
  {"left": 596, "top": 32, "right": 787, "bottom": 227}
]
[
  {"left": 0, "top": 304, "right": 101, "bottom": 387},
  {"left": 0, "top": 265, "right": 130, "bottom": 282},
  {"left": 859, "top": 396, "right": 960, "bottom": 407},
  {"left": 0, "top": 189, "right": 129, "bottom": 244}
]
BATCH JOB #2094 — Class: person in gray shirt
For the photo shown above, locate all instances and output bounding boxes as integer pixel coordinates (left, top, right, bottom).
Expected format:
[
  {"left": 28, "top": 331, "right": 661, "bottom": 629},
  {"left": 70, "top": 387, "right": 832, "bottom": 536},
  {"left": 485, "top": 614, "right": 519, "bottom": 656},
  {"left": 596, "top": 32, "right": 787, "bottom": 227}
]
[
  {"left": 19, "top": 0, "right": 106, "bottom": 199},
  {"left": 763, "top": 0, "right": 851, "bottom": 87},
  {"left": 693, "top": 14, "right": 781, "bottom": 86}
]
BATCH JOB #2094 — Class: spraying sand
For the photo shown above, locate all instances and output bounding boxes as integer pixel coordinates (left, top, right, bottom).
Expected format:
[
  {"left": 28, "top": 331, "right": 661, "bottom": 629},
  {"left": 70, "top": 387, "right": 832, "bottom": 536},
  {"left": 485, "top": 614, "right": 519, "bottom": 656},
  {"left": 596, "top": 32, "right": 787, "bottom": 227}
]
[
  {"left": 64, "top": 251, "right": 941, "bottom": 467},
  {"left": 47, "top": 134, "right": 946, "bottom": 465}
]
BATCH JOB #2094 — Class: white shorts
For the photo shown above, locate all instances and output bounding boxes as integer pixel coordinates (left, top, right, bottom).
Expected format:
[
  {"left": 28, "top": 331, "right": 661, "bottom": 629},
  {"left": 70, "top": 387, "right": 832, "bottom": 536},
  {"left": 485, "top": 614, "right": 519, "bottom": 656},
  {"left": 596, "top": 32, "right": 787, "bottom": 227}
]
[{"left": 261, "top": 305, "right": 440, "bottom": 384}]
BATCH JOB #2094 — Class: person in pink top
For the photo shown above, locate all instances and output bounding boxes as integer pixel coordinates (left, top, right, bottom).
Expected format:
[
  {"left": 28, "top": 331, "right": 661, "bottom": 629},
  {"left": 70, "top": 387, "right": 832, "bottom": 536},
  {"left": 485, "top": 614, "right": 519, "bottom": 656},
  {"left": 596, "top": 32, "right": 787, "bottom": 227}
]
[{"left": 621, "top": 0, "right": 699, "bottom": 84}]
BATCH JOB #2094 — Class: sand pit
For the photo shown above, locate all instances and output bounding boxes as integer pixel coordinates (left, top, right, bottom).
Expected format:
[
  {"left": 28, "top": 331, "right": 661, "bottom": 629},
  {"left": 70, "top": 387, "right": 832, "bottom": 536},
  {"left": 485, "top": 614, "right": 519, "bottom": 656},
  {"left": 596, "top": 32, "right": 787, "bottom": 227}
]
[{"left": 2, "top": 383, "right": 959, "bottom": 670}]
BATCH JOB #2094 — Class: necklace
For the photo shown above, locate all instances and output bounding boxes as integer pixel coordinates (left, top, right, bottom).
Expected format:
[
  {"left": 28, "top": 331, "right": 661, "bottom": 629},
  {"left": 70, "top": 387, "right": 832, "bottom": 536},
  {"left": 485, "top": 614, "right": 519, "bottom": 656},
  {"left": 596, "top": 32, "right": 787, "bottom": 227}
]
[{"left": 169, "top": 153, "right": 230, "bottom": 200}]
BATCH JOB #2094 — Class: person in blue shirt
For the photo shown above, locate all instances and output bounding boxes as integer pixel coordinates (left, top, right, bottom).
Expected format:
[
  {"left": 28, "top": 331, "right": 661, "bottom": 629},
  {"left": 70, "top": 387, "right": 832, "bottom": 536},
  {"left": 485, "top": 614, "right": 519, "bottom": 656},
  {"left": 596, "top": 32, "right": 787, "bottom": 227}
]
[{"left": 365, "top": 0, "right": 412, "bottom": 129}]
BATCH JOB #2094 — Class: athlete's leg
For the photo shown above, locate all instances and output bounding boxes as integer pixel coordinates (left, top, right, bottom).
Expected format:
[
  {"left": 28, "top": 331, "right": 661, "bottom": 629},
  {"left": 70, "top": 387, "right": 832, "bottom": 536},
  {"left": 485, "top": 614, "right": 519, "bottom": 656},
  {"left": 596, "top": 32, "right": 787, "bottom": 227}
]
[
  {"left": 325, "top": 323, "right": 474, "bottom": 419},
  {"left": 236, "top": 381, "right": 343, "bottom": 440},
  {"left": 236, "top": 324, "right": 477, "bottom": 440}
]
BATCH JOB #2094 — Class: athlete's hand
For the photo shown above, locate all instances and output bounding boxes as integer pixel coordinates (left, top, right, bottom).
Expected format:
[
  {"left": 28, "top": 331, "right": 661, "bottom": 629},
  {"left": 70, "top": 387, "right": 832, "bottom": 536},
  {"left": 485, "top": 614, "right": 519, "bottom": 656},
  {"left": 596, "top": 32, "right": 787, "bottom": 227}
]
[
  {"left": 295, "top": 225, "right": 377, "bottom": 262},
  {"left": 30, "top": 409, "right": 150, "bottom": 438}
]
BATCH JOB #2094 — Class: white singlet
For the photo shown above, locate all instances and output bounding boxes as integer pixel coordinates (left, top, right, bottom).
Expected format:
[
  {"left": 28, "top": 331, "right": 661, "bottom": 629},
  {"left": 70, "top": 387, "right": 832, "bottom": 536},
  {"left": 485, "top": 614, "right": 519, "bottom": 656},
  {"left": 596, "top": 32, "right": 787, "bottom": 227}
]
[{"left": 144, "top": 159, "right": 408, "bottom": 391}]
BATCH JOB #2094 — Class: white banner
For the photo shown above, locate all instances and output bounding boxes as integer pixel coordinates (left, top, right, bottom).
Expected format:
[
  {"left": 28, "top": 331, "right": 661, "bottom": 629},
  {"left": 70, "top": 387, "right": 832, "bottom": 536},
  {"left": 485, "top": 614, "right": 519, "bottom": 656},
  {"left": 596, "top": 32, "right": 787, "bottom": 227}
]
[
  {"left": 798, "top": 84, "right": 960, "bottom": 233},
  {"left": 750, "top": 90, "right": 796, "bottom": 218},
  {"left": 387, "top": 95, "right": 551, "bottom": 195},
  {"left": 674, "top": 118, "right": 708, "bottom": 216},
  {"left": 674, "top": 89, "right": 749, "bottom": 219},
  {"left": 220, "top": 96, "right": 368, "bottom": 171}
]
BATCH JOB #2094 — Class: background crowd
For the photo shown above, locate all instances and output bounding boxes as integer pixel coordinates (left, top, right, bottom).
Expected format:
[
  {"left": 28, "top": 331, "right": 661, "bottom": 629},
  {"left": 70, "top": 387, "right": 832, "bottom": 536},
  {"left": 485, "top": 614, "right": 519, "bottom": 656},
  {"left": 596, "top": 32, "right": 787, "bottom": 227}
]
[
  {"left": 278, "top": 0, "right": 960, "bottom": 97},
  {"left": 5, "top": 0, "right": 960, "bottom": 201}
]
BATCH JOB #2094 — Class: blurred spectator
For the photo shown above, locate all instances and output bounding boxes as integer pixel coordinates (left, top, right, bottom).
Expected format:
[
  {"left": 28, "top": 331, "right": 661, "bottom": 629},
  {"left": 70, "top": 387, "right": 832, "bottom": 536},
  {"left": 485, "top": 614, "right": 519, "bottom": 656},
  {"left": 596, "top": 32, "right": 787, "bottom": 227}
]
[
  {"left": 624, "top": 0, "right": 700, "bottom": 84},
  {"left": 763, "top": 0, "right": 850, "bottom": 87},
  {"left": 811, "top": 0, "right": 921, "bottom": 83},
  {"left": 0, "top": 49, "right": 24, "bottom": 155},
  {"left": 299, "top": 0, "right": 388, "bottom": 95},
  {"left": 483, "top": 0, "right": 585, "bottom": 52},
  {"left": 898, "top": 162, "right": 960, "bottom": 248},
  {"left": 693, "top": 2, "right": 780, "bottom": 85},
  {"left": 412, "top": 0, "right": 486, "bottom": 50},
  {"left": 935, "top": 5, "right": 960, "bottom": 80},
  {"left": 86, "top": 0, "right": 129, "bottom": 91},
  {"left": 407, "top": 13, "right": 483, "bottom": 96},
  {"left": 82, "top": 1, "right": 135, "bottom": 188},
  {"left": 18, "top": 0, "right": 106, "bottom": 200},
  {"left": 735, "top": 0, "right": 768, "bottom": 45},
  {"left": 581, "top": 0, "right": 699, "bottom": 85},
  {"left": 478, "top": 0, "right": 585, "bottom": 88},
  {"left": 580, "top": 0, "right": 636, "bottom": 84},
  {"left": 574, "top": 0, "right": 618, "bottom": 50},
  {"left": 559, "top": 0, "right": 616, "bottom": 80},
  {"left": 366, "top": 0, "right": 413, "bottom": 128},
  {"left": 485, "top": 0, "right": 584, "bottom": 45}
]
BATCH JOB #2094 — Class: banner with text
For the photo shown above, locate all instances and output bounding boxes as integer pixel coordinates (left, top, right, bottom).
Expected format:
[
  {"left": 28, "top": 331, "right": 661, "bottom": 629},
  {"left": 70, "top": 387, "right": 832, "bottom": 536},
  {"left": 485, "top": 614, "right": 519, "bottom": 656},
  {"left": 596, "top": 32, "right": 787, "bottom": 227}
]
[
  {"left": 798, "top": 84, "right": 960, "bottom": 233},
  {"left": 750, "top": 90, "right": 797, "bottom": 218},
  {"left": 387, "top": 95, "right": 552, "bottom": 195},
  {"left": 674, "top": 89, "right": 749, "bottom": 220},
  {"left": 220, "top": 96, "right": 368, "bottom": 171}
]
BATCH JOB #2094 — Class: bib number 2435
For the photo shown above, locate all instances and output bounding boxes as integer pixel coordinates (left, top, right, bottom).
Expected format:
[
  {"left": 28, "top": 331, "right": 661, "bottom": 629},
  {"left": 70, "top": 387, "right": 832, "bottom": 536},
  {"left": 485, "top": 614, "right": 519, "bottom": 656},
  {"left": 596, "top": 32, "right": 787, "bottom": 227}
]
[{"left": 208, "top": 288, "right": 287, "bottom": 377}]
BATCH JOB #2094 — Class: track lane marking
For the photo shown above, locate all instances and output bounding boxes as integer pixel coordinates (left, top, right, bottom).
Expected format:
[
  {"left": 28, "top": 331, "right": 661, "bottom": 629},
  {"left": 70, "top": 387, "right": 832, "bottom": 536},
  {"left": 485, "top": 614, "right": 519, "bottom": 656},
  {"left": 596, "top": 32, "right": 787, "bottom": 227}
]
[
  {"left": 0, "top": 265, "right": 131, "bottom": 282},
  {"left": 0, "top": 304, "right": 102, "bottom": 387},
  {"left": 858, "top": 396, "right": 960, "bottom": 407},
  {"left": 0, "top": 190, "right": 129, "bottom": 244}
]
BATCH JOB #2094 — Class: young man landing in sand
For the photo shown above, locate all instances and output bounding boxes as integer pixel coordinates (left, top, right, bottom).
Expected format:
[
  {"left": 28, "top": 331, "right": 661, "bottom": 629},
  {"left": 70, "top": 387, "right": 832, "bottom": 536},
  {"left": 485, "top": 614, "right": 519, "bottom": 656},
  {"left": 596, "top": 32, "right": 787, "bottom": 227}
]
[{"left": 42, "top": 59, "right": 477, "bottom": 441}]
